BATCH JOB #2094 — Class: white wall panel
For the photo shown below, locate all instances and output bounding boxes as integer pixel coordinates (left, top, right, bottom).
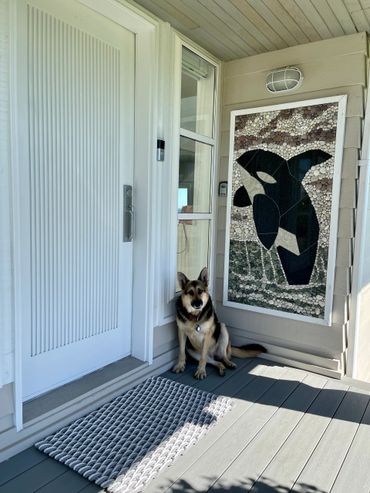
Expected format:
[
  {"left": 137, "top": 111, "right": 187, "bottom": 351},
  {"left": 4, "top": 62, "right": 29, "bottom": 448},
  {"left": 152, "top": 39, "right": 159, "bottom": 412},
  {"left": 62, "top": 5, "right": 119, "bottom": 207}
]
[{"left": 0, "top": 0, "right": 14, "bottom": 386}]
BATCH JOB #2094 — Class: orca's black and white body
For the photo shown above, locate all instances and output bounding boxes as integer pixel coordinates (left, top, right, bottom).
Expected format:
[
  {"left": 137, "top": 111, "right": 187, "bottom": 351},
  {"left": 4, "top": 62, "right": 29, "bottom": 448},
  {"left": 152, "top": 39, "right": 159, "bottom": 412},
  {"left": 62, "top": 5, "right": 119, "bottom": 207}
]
[{"left": 234, "top": 149, "right": 331, "bottom": 285}]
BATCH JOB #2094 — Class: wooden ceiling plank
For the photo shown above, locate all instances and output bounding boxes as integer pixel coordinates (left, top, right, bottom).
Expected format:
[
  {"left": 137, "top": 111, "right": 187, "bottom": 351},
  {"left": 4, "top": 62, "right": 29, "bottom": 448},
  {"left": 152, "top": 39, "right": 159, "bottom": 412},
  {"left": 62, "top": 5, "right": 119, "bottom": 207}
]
[
  {"left": 327, "top": 0, "right": 357, "bottom": 33},
  {"left": 166, "top": 0, "right": 251, "bottom": 58},
  {"left": 311, "top": 0, "right": 345, "bottom": 36},
  {"left": 189, "top": 27, "right": 238, "bottom": 60},
  {"left": 197, "top": 0, "right": 269, "bottom": 53},
  {"left": 246, "top": 0, "right": 297, "bottom": 46},
  {"left": 226, "top": 0, "right": 287, "bottom": 50},
  {"left": 350, "top": 9, "right": 370, "bottom": 29},
  {"left": 133, "top": 0, "right": 192, "bottom": 29},
  {"left": 278, "top": 0, "right": 322, "bottom": 41},
  {"left": 134, "top": 0, "right": 240, "bottom": 59},
  {"left": 296, "top": 0, "right": 332, "bottom": 38},
  {"left": 343, "top": 0, "right": 363, "bottom": 13},
  {"left": 364, "top": 7, "right": 370, "bottom": 23},
  {"left": 264, "top": 0, "right": 310, "bottom": 44}
]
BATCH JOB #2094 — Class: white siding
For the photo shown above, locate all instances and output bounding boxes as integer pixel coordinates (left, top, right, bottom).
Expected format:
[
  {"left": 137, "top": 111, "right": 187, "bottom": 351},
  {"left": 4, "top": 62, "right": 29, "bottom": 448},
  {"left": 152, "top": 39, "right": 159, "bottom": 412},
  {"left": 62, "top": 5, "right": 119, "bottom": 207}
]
[
  {"left": 217, "top": 33, "right": 367, "bottom": 368},
  {"left": 0, "top": 0, "right": 14, "bottom": 386}
]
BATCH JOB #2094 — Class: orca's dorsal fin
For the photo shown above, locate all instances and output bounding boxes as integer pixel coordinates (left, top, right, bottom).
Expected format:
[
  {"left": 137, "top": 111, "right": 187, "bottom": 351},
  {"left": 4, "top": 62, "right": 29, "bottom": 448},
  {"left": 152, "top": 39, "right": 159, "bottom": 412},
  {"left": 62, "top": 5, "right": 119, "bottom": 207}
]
[
  {"left": 233, "top": 186, "right": 252, "bottom": 207},
  {"left": 287, "top": 150, "right": 331, "bottom": 182}
]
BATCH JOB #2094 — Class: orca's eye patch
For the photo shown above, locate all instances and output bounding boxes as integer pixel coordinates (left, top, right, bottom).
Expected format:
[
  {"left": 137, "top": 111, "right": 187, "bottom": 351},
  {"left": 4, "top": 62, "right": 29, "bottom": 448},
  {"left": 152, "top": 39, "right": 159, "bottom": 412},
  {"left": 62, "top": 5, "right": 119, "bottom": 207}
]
[{"left": 256, "top": 171, "right": 277, "bottom": 184}]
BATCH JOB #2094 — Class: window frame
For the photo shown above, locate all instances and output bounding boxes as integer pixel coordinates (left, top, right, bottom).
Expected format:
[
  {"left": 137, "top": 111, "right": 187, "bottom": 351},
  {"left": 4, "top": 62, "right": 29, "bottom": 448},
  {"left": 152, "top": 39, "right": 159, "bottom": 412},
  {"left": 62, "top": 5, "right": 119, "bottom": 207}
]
[{"left": 168, "top": 36, "right": 221, "bottom": 301}]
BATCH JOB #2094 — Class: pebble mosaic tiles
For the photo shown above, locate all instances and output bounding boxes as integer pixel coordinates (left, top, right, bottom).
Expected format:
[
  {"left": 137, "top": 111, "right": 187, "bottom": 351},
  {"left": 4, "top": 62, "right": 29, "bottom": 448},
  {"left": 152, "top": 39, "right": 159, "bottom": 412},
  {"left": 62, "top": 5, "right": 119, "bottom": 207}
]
[{"left": 226, "top": 101, "right": 341, "bottom": 320}]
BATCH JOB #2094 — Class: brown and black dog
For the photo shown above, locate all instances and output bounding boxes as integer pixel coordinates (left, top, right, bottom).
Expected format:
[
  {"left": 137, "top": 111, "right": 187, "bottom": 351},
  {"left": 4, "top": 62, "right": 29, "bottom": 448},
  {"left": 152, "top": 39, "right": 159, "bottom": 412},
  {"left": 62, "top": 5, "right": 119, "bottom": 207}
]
[{"left": 173, "top": 267, "right": 266, "bottom": 380}]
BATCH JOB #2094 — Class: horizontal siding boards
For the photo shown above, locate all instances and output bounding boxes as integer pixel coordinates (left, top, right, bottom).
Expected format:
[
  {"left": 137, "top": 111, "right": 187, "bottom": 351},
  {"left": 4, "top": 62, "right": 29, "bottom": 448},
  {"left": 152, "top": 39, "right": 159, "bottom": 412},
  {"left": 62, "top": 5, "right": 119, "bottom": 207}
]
[
  {"left": 344, "top": 116, "right": 362, "bottom": 148},
  {"left": 340, "top": 178, "right": 357, "bottom": 209},
  {"left": 216, "top": 35, "right": 365, "bottom": 367},
  {"left": 216, "top": 302, "right": 347, "bottom": 355},
  {"left": 332, "top": 294, "right": 348, "bottom": 326},
  {"left": 336, "top": 238, "right": 353, "bottom": 267},
  {"left": 224, "top": 33, "right": 367, "bottom": 77},
  {"left": 342, "top": 147, "right": 360, "bottom": 179},
  {"left": 223, "top": 53, "right": 367, "bottom": 104}
]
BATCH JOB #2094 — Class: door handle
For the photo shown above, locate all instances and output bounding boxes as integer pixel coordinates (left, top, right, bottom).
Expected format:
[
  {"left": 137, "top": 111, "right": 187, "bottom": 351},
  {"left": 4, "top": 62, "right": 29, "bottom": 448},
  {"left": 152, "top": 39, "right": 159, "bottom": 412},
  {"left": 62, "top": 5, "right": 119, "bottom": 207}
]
[{"left": 123, "top": 185, "right": 133, "bottom": 242}]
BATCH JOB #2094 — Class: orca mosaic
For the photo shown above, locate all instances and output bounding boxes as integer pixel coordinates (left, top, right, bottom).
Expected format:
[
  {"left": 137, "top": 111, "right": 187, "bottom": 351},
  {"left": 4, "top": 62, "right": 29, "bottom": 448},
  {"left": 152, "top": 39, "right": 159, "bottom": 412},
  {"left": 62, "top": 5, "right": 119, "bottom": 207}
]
[{"left": 224, "top": 97, "right": 347, "bottom": 323}]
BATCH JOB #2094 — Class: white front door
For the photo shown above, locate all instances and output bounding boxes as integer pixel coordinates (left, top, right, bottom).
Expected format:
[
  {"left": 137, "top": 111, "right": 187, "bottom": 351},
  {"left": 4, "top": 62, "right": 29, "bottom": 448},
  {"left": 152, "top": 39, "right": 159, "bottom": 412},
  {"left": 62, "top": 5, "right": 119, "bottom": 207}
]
[{"left": 20, "top": 0, "right": 135, "bottom": 399}]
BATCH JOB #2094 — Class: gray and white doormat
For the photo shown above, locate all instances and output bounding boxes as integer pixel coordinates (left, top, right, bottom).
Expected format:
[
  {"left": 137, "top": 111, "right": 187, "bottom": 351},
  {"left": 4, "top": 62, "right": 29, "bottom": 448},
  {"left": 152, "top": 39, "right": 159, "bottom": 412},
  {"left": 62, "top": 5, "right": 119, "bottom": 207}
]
[{"left": 35, "top": 376, "right": 232, "bottom": 492}]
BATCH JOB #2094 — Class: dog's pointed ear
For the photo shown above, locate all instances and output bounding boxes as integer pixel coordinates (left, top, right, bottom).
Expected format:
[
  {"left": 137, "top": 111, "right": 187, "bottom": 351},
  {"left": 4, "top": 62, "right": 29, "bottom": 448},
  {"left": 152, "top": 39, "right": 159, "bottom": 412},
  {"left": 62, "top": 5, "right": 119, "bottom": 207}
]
[
  {"left": 177, "top": 272, "right": 189, "bottom": 291},
  {"left": 198, "top": 267, "right": 209, "bottom": 286}
]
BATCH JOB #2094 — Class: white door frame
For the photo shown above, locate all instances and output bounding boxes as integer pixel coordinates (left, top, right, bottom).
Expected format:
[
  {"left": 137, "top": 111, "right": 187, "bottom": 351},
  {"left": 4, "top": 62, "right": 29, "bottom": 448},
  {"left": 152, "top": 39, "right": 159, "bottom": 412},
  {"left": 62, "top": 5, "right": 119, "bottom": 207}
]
[{"left": 10, "top": 0, "right": 158, "bottom": 429}]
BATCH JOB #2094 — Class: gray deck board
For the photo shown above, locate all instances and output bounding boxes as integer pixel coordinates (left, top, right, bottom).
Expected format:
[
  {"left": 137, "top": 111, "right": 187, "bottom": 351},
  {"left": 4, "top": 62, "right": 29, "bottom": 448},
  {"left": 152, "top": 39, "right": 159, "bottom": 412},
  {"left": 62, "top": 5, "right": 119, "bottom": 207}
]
[
  {"left": 34, "top": 469, "right": 96, "bottom": 493},
  {"left": 248, "top": 379, "right": 349, "bottom": 493},
  {"left": 145, "top": 359, "right": 281, "bottom": 492},
  {"left": 156, "top": 365, "right": 306, "bottom": 492},
  {"left": 209, "top": 372, "right": 328, "bottom": 492},
  {"left": 0, "top": 447, "right": 47, "bottom": 486},
  {"left": 291, "top": 387, "right": 370, "bottom": 492},
  {"left": 0, "top": 458, "right": 69, "bottom": 493},
  {"left": 2, "top": 358, "right": 370, "bottom": 493},
  {"left": 330, "top": 396, "right": 370, "bottom": 493}
]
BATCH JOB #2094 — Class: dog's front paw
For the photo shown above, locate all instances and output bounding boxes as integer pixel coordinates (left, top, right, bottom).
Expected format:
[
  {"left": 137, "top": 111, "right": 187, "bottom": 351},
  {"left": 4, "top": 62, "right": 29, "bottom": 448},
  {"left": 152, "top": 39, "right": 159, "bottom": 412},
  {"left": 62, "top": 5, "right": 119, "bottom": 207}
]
[
  {"left": 225, "top": 360, "right": 237, "bottom": 369},
  {"left": 194, "top": 367, "right": 207, "bottom": 380},
  {"left": 172, "top": 362, "right": 186, "bottom": 374}
]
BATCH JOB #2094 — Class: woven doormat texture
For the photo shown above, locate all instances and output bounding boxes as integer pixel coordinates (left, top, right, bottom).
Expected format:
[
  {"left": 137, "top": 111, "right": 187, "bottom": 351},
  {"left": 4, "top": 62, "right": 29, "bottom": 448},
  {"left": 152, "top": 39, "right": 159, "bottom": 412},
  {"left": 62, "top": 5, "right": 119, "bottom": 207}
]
[{"left": 35, "top": 376, "right": 232, "bottom": 492}]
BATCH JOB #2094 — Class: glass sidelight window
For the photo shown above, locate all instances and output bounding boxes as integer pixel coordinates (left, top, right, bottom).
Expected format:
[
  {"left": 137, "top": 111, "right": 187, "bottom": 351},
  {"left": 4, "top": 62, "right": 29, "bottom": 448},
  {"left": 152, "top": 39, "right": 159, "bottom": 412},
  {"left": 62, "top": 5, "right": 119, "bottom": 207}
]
[{"left": 177, "top": 46, "right": 217, "bottom": 289}]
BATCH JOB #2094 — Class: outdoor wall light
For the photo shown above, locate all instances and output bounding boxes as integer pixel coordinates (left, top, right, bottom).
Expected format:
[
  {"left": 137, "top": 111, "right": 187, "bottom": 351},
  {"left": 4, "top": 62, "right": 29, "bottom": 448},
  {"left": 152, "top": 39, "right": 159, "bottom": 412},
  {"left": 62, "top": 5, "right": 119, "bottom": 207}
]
[{"left": 266, "top": 66, "right": 303, "bottom": 93}]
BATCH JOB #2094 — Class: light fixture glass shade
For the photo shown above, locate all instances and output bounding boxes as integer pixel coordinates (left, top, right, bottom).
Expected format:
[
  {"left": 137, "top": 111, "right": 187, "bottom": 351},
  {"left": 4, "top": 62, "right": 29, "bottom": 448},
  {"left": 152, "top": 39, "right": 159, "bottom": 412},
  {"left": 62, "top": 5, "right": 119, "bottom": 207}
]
[{"left": 266, "top": 67, "right": 303, "bottom": 93}]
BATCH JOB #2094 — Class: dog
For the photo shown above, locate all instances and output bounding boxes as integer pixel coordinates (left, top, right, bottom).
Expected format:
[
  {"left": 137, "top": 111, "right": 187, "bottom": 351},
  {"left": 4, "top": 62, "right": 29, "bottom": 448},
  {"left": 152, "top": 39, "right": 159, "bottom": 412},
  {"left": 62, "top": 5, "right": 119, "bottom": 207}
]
[{"left": 172, "top": 267, "right": 266, "bottom": 380}]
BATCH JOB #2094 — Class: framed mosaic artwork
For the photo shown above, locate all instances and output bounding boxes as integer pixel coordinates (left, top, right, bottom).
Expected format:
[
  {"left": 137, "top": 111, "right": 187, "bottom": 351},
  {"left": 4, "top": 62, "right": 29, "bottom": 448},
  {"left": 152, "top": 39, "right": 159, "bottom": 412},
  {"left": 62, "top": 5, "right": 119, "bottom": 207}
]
[{"left": 223, "top": 96, "right": 347, "bottom": 325}]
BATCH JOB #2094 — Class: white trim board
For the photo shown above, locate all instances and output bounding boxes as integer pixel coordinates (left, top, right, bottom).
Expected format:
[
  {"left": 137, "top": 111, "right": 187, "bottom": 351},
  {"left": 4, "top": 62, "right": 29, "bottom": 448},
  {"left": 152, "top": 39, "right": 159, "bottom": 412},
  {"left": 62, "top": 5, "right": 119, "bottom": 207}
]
[
  {"left": 10, "top": 0, "right": 159, "bottom": 430},
  {"left": 223, "top": 95, "right": 347, "bottom": 326}
]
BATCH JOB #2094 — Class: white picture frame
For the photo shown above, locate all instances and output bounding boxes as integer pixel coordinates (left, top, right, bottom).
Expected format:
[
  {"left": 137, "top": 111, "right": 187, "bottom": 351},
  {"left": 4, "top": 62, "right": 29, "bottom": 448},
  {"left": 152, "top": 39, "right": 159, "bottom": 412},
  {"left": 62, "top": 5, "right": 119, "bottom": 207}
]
[{"left": 223, "top": 95, "right": 347, "bottom": 326}]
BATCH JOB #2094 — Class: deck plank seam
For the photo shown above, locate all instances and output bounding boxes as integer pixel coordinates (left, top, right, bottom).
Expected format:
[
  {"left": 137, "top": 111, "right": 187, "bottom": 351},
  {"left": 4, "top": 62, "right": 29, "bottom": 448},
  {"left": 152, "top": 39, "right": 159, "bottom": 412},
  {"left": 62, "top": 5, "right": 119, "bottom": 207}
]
[
  {"left": 164, "top": 366, "right": 299, "bottom": 492},
  {"left": 328, "top": 394, "right": 370, "bottom": 493},
  {"left": 205, "top": 371, "right": 312, "bottom": 492},
  {"left": 251, "top": 381, "right": 349, "bottom": 493}
]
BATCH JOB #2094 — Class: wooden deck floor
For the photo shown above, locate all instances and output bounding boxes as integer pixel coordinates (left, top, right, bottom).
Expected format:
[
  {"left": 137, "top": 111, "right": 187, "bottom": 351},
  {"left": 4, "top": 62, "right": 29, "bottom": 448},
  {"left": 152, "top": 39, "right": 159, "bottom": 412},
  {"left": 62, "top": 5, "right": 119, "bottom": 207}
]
[{"left": 1, "top": 357, "right": 370, "bottom": 492}]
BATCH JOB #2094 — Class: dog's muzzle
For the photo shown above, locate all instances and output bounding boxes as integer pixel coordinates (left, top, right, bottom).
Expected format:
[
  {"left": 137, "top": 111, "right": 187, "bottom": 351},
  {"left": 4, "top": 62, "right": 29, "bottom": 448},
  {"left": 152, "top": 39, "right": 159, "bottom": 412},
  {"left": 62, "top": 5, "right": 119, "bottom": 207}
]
[{"left": 191, "top": 300, "right": 203, "bottom": 309}]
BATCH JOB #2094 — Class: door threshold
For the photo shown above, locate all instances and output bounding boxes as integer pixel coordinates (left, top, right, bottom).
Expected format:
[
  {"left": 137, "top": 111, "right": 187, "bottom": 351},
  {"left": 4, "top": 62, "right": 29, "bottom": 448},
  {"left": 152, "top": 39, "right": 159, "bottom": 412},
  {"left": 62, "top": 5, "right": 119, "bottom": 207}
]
[{"left": 23, "top": 356, "right": 146, "bottom": 424}]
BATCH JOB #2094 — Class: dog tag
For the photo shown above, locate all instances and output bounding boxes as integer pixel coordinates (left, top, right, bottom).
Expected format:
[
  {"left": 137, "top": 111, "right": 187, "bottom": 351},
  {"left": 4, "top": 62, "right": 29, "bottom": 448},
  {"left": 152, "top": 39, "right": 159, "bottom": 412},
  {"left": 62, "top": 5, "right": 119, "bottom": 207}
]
[{"left": 195, "top": 325, "right": 201, "bottom": 332}]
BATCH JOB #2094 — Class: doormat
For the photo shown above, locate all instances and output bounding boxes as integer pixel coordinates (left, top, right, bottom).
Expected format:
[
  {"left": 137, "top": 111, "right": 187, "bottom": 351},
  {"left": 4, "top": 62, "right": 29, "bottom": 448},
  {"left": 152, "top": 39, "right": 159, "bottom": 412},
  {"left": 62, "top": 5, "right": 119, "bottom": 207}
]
[{"left": 35, "top": 376, "right": 232, "bottom": 492}]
